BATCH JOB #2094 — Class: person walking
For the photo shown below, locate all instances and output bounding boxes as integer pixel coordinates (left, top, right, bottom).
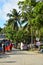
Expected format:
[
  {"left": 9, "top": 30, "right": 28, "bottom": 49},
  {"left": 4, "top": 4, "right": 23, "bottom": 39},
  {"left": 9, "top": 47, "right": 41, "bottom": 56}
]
[
  {"left": 3, "top": 44, "right": 5, "bottom": 53},
  {"left": 2, "top": 41, "right": 5, "bottom": 54},
  {"left": 36, "top": 40, "right": 40, "bottom": 50},
  {"left": 20, "top": 42, "right": 24, "bottom": 50}
]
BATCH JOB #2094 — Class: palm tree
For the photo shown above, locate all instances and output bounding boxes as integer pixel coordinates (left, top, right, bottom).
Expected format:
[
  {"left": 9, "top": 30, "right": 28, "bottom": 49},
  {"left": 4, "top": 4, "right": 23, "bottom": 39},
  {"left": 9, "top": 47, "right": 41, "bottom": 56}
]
[{"left": 7, "top": 9, "right": 21, "bottom": 31}]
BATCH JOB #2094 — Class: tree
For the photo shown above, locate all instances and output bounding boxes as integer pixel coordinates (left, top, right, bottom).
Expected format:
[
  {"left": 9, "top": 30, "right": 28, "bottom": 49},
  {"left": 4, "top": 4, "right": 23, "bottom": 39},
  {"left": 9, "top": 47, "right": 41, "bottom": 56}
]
[
  {"left": 7, "top": 9, "right": 21, "bottom": 31},
  {"left": 5, "top": 8, "right": 29, "bottom": 42},
  {"left": 18, "top": 0, "right": 37, "bottom": 44},
  {"left": 4, "top": 9, "right": 22, "bottom": 42},
  {"left": 32, "top": 2, "right": 43, "bottom": 38},
  {"left": 4, "top": 0, "right": 43, "bottom": 44},
  {"left": 0, "top": 27, "right": 2, "bottom": 33},
  {"left": 18, "top": 0, "right": 43, "bottom": 42}
]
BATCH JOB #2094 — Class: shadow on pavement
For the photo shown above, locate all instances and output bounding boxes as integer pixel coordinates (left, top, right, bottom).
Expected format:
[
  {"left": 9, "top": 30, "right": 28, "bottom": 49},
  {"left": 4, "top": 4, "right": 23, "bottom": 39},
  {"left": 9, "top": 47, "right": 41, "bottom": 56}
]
[
  {"left": 0, "top": 54, "right": 10, "bottom": 58},
  {"left": 0, "top": 60, "right": 16, "bottom": 63},
  {"left": 5, "top": 50, "right": 38, "bottom": 55}
]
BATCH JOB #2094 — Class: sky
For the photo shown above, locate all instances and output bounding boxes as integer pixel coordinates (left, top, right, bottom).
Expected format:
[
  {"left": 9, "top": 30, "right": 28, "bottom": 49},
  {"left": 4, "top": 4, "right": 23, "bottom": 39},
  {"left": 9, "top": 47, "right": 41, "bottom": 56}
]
[
  {"left": 0, "top": 0, "right": 39, "bottom": 28},
  {"left": 0, "top": 0, "right": 24, "bottom": 28}
]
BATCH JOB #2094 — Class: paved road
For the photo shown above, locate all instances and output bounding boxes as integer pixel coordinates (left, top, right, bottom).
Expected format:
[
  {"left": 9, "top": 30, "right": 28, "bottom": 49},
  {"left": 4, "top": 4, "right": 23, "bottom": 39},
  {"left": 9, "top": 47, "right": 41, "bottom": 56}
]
[{"left": 0, "top": 49, "right": 43, "bottom": 65}]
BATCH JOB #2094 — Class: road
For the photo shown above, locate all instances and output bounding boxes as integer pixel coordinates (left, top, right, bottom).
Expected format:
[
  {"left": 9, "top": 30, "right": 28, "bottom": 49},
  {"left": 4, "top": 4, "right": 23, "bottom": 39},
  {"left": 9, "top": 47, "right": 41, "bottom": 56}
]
[{"left": 0, "top": 49, "right": 43, "bottom": 65}]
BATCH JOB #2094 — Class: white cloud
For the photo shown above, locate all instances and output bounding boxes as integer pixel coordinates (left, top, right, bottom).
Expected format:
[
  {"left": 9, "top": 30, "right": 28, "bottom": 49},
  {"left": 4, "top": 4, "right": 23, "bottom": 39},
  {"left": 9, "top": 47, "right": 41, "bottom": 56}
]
[
  {"left": 0, "top": 0, "right": 6, "bottom": 3},
  {"left": 0, "top": 0, "right": 25, "bottom": 28},
  {"left": 18, "top": 0, "right": 24, "bottom": 1},
  {"left": 0, "top": 0, "right": 19, "bottom": 20}
]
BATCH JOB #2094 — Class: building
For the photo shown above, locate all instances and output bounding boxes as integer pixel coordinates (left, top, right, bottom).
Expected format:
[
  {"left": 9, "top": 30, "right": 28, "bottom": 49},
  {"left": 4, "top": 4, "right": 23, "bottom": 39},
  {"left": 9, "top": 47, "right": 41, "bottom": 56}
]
[{"left": 0, "top": 34, "right": 6, "bottom": 42}]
